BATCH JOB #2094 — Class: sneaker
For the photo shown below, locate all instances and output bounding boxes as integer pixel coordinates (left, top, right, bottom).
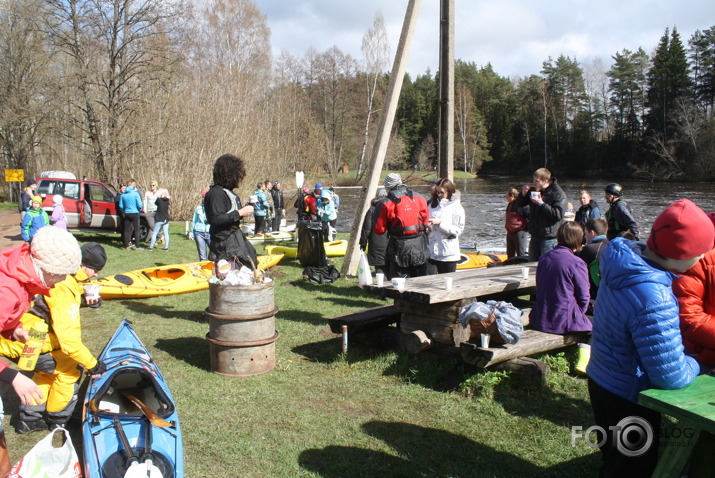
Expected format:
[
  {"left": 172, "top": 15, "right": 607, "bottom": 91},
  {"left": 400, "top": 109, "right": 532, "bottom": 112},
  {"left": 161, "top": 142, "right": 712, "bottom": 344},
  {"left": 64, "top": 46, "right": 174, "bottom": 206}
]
[
  {"left": 148, "top": 247, "right": 154, "bottom": 250},
  {"left": 135, "top": 247, "right": 145, "bottom": 251},
  {"left": 15, "top": 419, "right": 48, "bottom": 434},
  {"left": 162, "top": 248, "right": 169, "bottom": 251},
  {"left": 125, "top": 246, "right": 133, "bottom": 251}
]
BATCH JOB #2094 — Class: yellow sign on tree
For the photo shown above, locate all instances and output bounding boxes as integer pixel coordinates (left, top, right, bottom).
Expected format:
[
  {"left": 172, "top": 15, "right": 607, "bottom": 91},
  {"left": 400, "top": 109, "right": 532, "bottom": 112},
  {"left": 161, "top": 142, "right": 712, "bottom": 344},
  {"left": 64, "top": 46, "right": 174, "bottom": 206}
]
[{"left": 4, "top": 169, "right": 24, "bottom": 182}]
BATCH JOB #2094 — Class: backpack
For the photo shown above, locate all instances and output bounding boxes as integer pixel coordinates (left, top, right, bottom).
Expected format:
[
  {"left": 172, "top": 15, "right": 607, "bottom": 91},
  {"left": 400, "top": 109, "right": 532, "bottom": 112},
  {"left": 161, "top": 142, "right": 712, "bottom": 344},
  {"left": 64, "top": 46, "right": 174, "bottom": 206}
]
[
  {"left": 388, "top": 191, "right": 426, "bottom": 236},
  {"left": 302, "top": 265, "right": 340, "bottom": 284}
]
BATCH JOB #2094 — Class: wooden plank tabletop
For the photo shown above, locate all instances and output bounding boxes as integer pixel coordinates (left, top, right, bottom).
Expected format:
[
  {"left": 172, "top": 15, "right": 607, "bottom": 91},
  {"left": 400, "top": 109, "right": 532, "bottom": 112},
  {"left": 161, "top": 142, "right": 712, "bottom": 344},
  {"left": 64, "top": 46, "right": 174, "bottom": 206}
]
[
  {"left": 639, "top": 374, "right": 715, "bottom": 435},
  {"left": 362, "top": 263, "right": 538, "bottom": 304}
]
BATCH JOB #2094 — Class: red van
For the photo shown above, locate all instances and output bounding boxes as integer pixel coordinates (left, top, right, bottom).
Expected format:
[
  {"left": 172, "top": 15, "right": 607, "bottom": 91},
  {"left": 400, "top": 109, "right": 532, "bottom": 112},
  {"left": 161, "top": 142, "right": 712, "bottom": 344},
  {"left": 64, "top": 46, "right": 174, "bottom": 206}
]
[{"left": 35, "top": 175, "right": 150, "bottom": 241}]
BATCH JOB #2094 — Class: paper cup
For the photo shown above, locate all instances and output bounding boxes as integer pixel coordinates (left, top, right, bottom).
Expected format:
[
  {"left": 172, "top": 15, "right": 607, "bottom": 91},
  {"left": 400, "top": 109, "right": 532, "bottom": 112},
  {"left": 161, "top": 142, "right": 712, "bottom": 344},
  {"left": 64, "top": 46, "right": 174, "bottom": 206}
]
[
  {"left": 480, "top": 333, "right": 491, "bottom": 348},
  {"left": 444, "top": 277, "right": 453, "bottom": 290},
  {"left": 530, "top": 191, "right": 540, "bottom": 200},
  {"left": 84, "top": 284, "right": 100, "bottom": 300},
  {"left": 376, "top": 272, "right": 384, "bottom": 287},
  {"left": 521, "top": 267, "right": 529, "bottom": 280},
  {"left": 392, "top": 277, "right": 406, "bottom": 291}
]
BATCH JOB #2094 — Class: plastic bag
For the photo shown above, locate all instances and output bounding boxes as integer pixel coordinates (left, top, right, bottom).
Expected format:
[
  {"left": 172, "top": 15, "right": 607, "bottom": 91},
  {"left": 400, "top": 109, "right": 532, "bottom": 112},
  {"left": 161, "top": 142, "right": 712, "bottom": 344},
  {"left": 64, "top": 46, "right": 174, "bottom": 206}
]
[
  {"left": 9, "top": 427, "right": 83, "bottom": 478},
  {"left": 358, "top": 251, "right": 372, "bottom": 286}
]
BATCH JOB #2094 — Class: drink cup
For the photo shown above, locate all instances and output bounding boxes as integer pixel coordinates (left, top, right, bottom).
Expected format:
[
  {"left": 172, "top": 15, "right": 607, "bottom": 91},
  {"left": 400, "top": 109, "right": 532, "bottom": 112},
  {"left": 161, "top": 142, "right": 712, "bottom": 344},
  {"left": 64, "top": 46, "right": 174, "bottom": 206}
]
[
  {"left": 480, "top": 333, "right": 491, "bottom": 348},
  {"left": 392, "top": 277, "right": 406, "bottom": 291},
  {"left": 530, "top": 191, "right": 540, "bottom": 200},
  {"left": 376, "top": 272, "right": 385, "bottom": 287},
  {"left": 444, "top": 277, "right": 453, "bottom": 290},
  {"left": 84, "top": 284, "right": 100, "bottom": 300},
  {"left": 521, "top": 267, "right": 529, "bottom": 280}
]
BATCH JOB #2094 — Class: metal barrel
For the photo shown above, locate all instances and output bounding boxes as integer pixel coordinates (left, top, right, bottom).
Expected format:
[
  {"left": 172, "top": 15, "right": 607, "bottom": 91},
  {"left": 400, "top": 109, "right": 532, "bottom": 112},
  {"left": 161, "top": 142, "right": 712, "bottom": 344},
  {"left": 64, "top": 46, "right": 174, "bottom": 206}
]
[{"left": 205, "top": 280, "right": 278, "bottom": 377}]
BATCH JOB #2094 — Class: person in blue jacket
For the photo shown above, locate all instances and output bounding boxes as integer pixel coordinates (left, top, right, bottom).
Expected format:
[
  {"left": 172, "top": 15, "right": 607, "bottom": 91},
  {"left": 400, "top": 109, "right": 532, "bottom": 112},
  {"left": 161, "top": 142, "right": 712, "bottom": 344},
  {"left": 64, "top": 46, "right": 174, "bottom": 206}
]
[
  {"left": 118, "top": 183, "right": 143, "bottom": 250},
  {"left": 20, "top": 196, "right": 50, "bottom": 242},
  {"left": 587, "top": 198, "right": 713, "bottom": 477},
  {"left": 252, "top": 182, "right": 269, "bottom": 235}
]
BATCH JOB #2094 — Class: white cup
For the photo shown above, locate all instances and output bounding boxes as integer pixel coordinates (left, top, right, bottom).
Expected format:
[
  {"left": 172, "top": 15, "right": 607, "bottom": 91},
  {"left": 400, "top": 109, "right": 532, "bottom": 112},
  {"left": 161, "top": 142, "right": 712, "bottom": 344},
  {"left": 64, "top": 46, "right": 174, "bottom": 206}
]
[
  {"left": 444, "top": 277, "right": 453, "bottom": 290},
  {"left": 480, "top": 333, "right": 491, "bottom": 348},
  {"left": 530, "top": 191, "right": 540, "bottom": 200},
  {"left": 376, "top": 272, "right": 384, "bottom": 287},
  {"left": 392, "top": 277, "right": 406, "bottom": 291},
  {"left": 84, "top": 284, "right": 100, "bottom": 300},
  {"left": 521, "top": 267, "right": 529, "bottom": 280}
]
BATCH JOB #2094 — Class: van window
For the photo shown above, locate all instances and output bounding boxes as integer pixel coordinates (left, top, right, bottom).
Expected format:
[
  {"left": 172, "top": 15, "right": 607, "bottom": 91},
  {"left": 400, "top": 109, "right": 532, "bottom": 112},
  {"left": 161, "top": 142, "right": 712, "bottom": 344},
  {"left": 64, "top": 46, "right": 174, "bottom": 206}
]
[{"left": 89, "top": 183, "right": 115, "bottom": 202}]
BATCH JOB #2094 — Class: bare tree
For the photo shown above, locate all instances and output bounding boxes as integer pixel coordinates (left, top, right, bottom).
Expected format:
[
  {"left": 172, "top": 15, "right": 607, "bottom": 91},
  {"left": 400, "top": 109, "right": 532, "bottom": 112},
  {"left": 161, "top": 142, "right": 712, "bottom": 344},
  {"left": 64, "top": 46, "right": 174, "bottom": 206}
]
[
  {"left": 0, "top": 0, "right": 53, "bottom": 175},
  {"left": 356, "top": 11, "right": 390, "bottom": 181},
  {"left": 42, "top": 0, "right": 189, "bottom": 185}
]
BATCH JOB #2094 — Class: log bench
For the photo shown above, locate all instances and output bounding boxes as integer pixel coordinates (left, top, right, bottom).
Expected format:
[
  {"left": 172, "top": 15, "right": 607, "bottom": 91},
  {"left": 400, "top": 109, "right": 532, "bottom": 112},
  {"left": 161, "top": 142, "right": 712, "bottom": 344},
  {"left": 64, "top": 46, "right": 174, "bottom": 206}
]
[
  {"left": 328, "top": 305, "right": 401, "bottom": 352},
  {"left": 460, "top": 329, "right": 588, "bottom": 368}
]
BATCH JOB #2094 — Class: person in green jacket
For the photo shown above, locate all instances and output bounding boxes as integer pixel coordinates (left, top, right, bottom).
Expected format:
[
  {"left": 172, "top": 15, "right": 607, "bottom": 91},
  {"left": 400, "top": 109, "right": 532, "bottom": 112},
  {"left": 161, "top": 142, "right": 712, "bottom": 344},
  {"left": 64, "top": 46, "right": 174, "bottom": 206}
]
[{"left": 20, "top": 196, "right": 50, "bottom": 242}]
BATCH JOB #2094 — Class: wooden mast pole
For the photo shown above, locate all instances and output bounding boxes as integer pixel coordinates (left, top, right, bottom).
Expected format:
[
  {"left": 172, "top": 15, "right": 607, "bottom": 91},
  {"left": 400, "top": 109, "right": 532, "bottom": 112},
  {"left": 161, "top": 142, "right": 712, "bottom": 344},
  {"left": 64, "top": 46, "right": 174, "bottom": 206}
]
[
  {"left": 341, "top": 0, "right": 422, "bottom": 278},
  {"left": 438, "top": 0, "right": 454, "bottom": 181}
]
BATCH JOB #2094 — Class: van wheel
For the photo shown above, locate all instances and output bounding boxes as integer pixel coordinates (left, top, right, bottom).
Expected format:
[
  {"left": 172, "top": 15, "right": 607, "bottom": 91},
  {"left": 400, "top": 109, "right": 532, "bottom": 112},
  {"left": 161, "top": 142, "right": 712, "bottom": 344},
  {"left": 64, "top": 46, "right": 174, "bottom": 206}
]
[{"left": 139, "top": 219, "right": 150, "bottom": 242}]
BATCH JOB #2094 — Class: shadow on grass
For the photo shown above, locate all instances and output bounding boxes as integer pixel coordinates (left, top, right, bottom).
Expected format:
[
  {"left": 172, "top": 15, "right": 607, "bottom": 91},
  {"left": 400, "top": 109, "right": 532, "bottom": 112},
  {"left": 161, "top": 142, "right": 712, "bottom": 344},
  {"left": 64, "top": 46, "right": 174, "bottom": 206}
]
[
  {"left": 299, "top": 420, "right": 597, "bottom": 477},
  {"left": 278, "top": 308, "right": 329, "bottom": 326},
  {"left": 155, "top": 336, "right": 210, "bottom": 371},
  {"left": 292, "top": 328, "right": 402, "bottom": 365},
  {"left": 118, "top": 300, "right": 206, "bottom": 323}
]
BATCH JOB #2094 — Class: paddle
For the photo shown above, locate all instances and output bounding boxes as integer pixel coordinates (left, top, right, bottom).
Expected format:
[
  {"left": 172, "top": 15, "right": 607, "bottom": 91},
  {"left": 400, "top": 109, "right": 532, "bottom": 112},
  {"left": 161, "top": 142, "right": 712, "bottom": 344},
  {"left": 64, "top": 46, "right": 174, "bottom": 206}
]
[{"left": 121, "top": 391, "right": 173, "bottom": 428}]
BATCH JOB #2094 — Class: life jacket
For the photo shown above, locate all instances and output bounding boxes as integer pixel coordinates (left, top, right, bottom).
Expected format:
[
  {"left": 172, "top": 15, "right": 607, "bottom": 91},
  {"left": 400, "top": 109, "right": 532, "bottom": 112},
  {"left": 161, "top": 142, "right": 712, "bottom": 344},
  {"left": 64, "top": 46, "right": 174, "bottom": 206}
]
[
  {"left": 388, "top": 190, "right": 426, "bottom": 237},
  {"left": 295, "top": 194, "right": 311, "bottom": 219}
]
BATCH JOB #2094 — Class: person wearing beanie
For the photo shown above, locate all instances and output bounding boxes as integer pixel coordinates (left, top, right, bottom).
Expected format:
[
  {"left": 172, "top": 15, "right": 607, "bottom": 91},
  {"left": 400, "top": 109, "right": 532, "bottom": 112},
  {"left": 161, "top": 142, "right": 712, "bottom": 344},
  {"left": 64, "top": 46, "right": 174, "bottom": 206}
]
[
  {"left": 0, "top": 241, "right": 107, "bottom": 434},
  {"left": 49, "top": 194, "right": 67, "bottom": 230},
  {"left": 190, "top": 191, "right": 211, "bottom": 261},
  {"left": 374, "top": 173, "right": 430, "bottom": 278},
  {"left": 19, "top": 178, "right": 37, "bottom": 220},
  {"left": 0, "top": 226, "right": 80, "bottom": 473},
  {"left": 604, "top": 183, "right": 640, "bottom": 240},
  {"left": 587, "top": 198, "right": 711, "bottom": 477},
  {"left": 20, "top": 195, "right": 50, "bottom": 242}
]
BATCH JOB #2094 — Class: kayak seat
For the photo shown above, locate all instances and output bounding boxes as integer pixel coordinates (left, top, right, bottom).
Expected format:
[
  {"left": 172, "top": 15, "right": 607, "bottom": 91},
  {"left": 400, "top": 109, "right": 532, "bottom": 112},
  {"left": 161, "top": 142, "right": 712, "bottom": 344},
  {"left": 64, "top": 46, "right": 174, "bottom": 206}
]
[{"left": 95, "top": 368, "right": 174, "bottom": 418}]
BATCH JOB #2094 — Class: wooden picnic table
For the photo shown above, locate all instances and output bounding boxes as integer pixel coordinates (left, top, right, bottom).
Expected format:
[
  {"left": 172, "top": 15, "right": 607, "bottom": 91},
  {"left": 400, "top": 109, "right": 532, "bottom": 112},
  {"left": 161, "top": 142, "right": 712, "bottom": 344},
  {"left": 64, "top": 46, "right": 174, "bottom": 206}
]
[
  {"left": 639, "top": 374, "right": 715, "bottom": 478},
  {"left": 362, "top": 263, "right": 537, "bottom": 304},
  {"left": 361, "top": 263, "right": 538, "bottom": 354}
]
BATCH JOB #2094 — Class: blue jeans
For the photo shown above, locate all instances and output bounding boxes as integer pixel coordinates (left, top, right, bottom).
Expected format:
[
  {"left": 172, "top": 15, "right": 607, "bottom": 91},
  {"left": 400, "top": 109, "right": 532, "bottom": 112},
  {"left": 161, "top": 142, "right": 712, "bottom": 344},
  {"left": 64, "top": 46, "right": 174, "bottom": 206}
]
[
  {"left": 529, "top": 237, "right": 557, "bottom": 261},
  {"left": 150, "top": 220, "right": 170, "bottom": 249},
  {"left": 194, "top": 231, "right": 211, "bottom": 261}
]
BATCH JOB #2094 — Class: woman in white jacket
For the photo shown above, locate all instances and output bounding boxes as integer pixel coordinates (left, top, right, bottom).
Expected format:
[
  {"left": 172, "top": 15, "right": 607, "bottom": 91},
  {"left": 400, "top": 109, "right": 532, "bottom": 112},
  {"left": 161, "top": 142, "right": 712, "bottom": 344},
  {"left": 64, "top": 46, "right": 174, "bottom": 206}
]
[{"left": 427, "top": 178, "right": 465, "bottom": 273}]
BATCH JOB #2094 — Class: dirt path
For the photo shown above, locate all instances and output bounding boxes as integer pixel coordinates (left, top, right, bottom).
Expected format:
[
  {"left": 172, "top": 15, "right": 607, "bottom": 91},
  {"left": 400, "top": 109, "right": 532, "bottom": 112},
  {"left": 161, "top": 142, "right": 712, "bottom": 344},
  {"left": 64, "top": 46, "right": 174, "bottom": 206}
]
[{"left": 0, "top": 209, "right": 23, "bottom": 250}]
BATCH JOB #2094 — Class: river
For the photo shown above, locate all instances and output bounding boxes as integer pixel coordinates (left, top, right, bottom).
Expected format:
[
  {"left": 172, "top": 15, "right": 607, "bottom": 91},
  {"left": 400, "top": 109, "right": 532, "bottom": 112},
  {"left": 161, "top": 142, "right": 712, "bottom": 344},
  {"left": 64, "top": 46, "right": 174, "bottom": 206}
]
[{"left": 327, "top": 178, "right": 715, "bottom": 254}]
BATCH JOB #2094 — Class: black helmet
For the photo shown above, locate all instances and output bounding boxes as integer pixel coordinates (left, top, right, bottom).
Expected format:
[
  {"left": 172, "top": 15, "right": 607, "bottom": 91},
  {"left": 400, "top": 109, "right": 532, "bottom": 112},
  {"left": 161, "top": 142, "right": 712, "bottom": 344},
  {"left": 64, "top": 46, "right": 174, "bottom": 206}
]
[{"left": 604, "top": 183, "right": 622, "bottom": 197}]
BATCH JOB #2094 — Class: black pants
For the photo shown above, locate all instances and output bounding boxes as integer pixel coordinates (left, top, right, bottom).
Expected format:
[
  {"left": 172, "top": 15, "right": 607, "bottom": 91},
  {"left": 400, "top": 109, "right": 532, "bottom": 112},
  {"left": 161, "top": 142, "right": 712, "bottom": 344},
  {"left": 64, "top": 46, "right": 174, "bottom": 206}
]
[
  {"left": 429, "top": 258, "right": 458, "bottom": 273},
  {"left": 587, "top": 378, "right": 660, "bottom": 478},
  {"left": 254, "top": 216, "right": 266, "bottom": 235},
  {"left": 123, "top": 213, "right": 141, "bottom": 248}
]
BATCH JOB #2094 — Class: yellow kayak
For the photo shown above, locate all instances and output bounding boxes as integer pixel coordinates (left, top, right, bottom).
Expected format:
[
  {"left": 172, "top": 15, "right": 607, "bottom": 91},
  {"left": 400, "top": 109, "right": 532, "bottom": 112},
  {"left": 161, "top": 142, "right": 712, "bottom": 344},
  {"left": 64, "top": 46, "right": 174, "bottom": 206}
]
[
  {"left": 95, "top": 255, "right": 284, "bottom": 299},
  {"left": 456, "top": 253, "right": 508, "bottom": 270},
  {"left": 265, "top": 240, "right": 348, "bottom": 258}
]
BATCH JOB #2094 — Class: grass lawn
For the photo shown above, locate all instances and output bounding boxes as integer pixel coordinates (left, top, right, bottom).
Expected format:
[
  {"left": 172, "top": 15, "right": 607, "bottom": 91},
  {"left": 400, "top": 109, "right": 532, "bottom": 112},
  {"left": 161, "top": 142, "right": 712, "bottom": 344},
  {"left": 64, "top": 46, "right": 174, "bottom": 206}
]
[{"left": 3, "top": 223, "right": 601, "bottom": 477}]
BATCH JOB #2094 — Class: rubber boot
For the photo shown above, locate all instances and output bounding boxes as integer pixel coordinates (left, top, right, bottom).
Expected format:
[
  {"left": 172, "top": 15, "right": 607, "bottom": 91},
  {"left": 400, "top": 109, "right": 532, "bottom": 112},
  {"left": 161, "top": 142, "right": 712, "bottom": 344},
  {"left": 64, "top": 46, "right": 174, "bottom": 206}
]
[
  {"left": 574, "top": 343, "right": 591, "bottom": 375},
  {"left": 0, "top": 431, "right": 11, "bottom": 477}
]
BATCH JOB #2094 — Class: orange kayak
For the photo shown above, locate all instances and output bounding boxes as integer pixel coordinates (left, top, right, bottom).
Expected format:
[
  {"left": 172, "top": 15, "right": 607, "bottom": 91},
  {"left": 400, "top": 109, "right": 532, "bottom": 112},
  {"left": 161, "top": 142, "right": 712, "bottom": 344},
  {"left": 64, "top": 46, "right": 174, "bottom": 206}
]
[{"left": 456, "top": 253, "right": 508, "bottom": 270}]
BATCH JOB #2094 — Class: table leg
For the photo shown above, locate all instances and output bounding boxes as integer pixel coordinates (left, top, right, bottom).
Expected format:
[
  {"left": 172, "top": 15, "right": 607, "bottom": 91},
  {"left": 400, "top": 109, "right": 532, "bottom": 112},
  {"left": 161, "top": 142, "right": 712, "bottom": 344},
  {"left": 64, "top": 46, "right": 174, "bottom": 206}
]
[{"left": 651, "top": 420, "right": 700, "bottom": 478}]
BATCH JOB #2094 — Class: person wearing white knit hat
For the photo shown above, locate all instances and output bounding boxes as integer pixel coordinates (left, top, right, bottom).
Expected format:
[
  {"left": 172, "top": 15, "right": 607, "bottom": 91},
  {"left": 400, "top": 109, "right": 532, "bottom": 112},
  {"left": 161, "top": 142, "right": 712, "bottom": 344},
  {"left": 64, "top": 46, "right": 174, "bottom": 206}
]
[
  {"left": 0, "top": 226, "right": 80, "bottom": 474},
  {"left": 383, "top": 173, "right": 402, "bottom": 190}
]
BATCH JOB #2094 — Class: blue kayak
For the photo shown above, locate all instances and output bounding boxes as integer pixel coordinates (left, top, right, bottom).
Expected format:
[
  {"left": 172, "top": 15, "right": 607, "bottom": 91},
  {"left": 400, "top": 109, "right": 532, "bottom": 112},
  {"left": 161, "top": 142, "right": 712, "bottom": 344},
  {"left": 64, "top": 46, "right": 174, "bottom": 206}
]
[{"left": 82, "top": 319, "right": 183, "bottom": 477}]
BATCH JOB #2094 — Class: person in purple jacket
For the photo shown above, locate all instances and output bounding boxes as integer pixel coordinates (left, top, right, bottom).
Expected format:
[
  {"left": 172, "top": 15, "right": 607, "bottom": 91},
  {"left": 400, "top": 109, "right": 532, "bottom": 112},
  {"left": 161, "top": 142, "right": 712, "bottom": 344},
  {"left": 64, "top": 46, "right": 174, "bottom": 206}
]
[{"left": 530, "top": 221, "right": 592, "bottom": 334}]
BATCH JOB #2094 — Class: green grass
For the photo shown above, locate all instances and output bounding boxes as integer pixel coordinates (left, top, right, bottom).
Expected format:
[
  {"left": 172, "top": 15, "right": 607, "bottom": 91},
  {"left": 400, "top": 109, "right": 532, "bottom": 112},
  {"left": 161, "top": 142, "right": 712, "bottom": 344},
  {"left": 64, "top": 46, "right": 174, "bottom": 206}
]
[{"left": 3, "top": 223, "right": 600, "bottom": 477}]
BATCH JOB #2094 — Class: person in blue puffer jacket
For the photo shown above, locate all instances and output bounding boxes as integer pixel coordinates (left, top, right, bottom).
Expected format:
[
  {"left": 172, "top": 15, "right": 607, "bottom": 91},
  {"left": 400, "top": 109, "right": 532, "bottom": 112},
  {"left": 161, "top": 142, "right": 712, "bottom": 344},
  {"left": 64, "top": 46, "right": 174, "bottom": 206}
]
[
  {"left": 587, "top": 198, "right": 713, "bottom": 478},
  {"left": 252, "top": 182, "right": 269, "bottom": 235}
]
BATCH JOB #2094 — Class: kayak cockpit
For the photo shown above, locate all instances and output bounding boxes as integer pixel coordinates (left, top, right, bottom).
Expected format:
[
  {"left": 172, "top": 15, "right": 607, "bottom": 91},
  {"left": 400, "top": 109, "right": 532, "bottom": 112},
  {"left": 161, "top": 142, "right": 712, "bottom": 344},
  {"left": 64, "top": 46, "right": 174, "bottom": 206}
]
[{"left": 90, "top": 367, "right": 174, "bottom": 420}]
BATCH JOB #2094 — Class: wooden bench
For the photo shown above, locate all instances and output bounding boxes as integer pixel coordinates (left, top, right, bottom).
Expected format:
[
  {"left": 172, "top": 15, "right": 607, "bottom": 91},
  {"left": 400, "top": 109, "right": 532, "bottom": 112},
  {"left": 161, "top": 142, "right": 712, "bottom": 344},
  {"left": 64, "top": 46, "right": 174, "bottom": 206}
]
[
  {"left": 328, "top": 305, "right": 401, "bottom": 352},
  {"left": 460, "top": 329, "right": 588, "bottom": 368}
]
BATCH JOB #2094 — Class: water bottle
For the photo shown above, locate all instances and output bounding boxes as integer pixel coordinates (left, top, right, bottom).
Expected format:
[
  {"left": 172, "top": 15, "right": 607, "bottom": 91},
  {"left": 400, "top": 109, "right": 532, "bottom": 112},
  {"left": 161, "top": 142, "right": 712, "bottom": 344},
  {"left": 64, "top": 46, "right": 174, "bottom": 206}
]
[{"left": 18, "top": 322, "right": 48, "bottom": 371}]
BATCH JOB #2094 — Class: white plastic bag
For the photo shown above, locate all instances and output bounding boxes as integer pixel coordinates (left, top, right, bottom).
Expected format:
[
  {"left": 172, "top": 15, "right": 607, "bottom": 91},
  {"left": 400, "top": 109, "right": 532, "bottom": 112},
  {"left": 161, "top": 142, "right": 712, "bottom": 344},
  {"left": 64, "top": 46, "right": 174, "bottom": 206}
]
[
  {"left": 358, "top": 251, "right": 372, "bottom": 286},
  {"left": 8, "top": 427, "right": 82, "bottom": 478}
]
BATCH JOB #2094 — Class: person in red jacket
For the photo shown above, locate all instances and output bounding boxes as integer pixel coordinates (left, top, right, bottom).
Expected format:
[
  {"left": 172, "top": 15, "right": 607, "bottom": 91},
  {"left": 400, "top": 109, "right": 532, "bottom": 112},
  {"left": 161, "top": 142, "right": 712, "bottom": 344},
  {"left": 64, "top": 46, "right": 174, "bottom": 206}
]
[
  {"left": 673, "top": 241, "right": 715, "bottom": 370},
  {"left": 374, "top": 173, "right": 430, "bottom": 278},
  {"left": 505, "top": 187, "right": 528, "bottom": 258},
  {"left": 0, "top": 226, "right": 81, "bottom": 474}
]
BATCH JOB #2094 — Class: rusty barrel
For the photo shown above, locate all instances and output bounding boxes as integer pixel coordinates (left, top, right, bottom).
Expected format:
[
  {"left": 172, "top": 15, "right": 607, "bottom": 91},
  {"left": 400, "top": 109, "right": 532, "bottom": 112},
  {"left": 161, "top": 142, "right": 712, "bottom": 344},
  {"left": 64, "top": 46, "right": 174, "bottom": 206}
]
[{"left": 205, "top": 280, "right": 278, "bottom": 377}]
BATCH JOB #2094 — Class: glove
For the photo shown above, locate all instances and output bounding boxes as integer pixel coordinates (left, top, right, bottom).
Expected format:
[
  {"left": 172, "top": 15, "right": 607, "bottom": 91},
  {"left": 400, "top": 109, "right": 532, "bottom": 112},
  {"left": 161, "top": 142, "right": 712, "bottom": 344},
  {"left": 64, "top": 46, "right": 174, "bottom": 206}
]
[{"left": 87, "top": 360, "right": 107, "bottom": 376}]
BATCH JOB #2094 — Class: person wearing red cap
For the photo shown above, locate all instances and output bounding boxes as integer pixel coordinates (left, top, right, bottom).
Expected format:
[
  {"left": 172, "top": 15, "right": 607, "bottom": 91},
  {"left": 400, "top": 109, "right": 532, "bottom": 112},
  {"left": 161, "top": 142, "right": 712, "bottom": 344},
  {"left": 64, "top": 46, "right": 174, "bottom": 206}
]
[{"left": 587, "top": 199, "right": 712, "bottom": 477}]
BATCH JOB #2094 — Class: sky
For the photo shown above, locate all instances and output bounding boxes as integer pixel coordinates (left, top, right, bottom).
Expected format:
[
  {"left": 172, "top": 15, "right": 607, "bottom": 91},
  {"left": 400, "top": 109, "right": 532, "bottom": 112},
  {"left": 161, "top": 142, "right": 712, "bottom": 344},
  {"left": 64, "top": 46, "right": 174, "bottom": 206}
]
[{"left": 253, "top": 0, "right": 715, "bottom": 78}]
